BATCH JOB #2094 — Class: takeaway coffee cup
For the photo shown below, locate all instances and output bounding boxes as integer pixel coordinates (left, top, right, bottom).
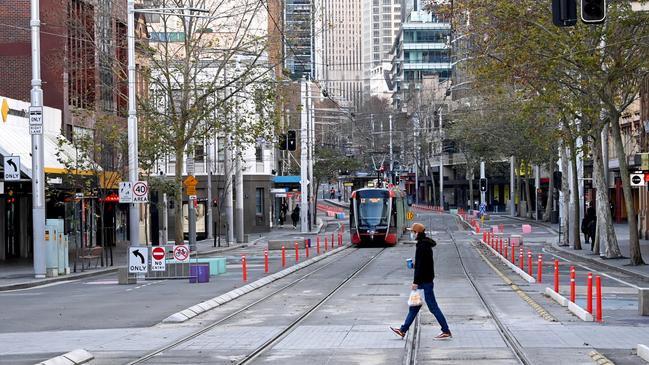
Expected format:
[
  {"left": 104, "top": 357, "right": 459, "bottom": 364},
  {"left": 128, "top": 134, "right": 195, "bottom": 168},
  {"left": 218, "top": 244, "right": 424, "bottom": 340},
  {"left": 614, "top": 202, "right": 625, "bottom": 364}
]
[{"left": 406, "top": 258, "right": 413, "bottom": 269}]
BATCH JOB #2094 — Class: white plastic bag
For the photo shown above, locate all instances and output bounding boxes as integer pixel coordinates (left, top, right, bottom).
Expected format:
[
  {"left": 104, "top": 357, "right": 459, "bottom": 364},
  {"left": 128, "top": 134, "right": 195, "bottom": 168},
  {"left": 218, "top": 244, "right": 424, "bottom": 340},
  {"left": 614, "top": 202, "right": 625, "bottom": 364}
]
[{"left": 407, "top": 289, "right": 424, "bottom": 307}]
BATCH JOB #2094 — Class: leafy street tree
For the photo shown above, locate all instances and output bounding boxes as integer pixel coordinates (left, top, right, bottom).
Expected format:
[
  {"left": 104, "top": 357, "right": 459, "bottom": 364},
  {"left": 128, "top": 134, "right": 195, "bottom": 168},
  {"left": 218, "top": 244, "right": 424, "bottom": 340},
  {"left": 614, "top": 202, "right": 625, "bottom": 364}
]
[
  {"left": 447, "top": 0, "right": 648, "bottom": 263},
  {"left": 139, "top": 0, "right": 279, "bottom": 244}
]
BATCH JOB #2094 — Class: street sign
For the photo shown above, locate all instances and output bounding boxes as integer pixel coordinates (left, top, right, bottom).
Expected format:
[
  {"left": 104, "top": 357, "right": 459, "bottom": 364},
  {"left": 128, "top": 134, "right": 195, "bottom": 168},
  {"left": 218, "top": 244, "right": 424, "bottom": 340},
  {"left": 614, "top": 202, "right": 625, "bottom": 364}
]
[
  {"left": 151, "top": 246, "right": 166, "bottom": 271},
  {"left": 173, "top": 244, "right": 190, "bottom": 262},
  {"left": 186, "top": 157, "right": 195, "bottom": 175},
  {"left": 128, "top": 247, "right": 149, "bottom": 273},
  {"left": 29, "top": 106, "right": 43, "bottom": 125},
  {"left": 184, "top": 175, "right": 198, "bottom": 196},
  {"left": 631, "top": 173, "right": 644, "bottom": 187},
  {"left": 0, "top": 182, "right": 3, "bottom": 194},
  {"left": 119, "top": 182, "right": 133, "bottom": 203},
  {"left": 132, "top": 181, "right": 149, "bottom": 203},
  {"left": 406, "top": 211, "right": 414, "bottom": 220},
  {"left": 29, "top": 125, "right": 43, "bottom": 135},
  {"left": 3, "top": 156, "right": 20, "bottom": 181},
  {"left": 343, "top": 182, "right": 354, "bottom": 187},
  {"left": 188, "top": 195, "right": 197, "bottom": 201}
]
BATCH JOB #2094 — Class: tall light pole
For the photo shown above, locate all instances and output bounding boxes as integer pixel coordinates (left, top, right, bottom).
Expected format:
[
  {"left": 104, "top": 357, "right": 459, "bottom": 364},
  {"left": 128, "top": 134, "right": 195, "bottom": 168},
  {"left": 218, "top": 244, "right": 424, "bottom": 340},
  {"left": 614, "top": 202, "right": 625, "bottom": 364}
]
[
  {"left": 30, "top": 0, "right": 46, "bottom": 278},
  {"left": 127, "top": 0, "right": 140, "bottom": 246},
  {"left": 300, "top": 78, "right": 309, "bottom": 233},
  {"left": 439, "top": 108, "right": 444, "bottom": 209}
]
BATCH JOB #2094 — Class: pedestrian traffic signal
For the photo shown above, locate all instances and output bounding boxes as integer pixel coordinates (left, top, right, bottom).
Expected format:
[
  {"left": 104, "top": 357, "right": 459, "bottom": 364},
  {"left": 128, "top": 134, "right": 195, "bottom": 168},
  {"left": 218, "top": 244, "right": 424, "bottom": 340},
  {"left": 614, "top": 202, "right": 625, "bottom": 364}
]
[
  {"left": 552, "top": 0, "right": 577, "bottom": 27},
  {"left": 287, "top": 130, "right": 297, "bottom": 151},
  {"left": 479, "top": 178, "right": 487, "bottom": 192},
  {"left": 581, "top": 0, "right": 606, "bottom": 23},
  {"left": 277, "top": 134, "right": 287, "bottom": 150}
]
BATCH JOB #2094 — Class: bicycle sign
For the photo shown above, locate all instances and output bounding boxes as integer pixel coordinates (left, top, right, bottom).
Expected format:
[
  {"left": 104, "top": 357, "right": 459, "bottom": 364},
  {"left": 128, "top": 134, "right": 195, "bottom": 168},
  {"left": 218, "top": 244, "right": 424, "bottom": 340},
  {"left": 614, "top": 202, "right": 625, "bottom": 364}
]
[
  {"left": 132, "top": 181, "right": 149, "bottom": 203},
  {"left": 173, "top": 244, "right": 190, "bottom": 262}
]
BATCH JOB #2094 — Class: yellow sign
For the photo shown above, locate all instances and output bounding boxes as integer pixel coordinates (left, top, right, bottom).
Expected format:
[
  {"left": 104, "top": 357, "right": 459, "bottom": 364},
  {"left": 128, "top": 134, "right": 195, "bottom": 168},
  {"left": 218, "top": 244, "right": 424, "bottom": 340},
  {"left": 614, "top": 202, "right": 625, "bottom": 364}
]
[
  {"left": 187, "top": 186, "right": 197, "bottom": 196},
  {"left": 1, "top": 98, "right": 8, "bottom": 123},
  {"left": 183, "top": 175, "right": 198, "bottom": 187},
  {"left": 406, "top": 211, "right": 414, "bottom": 220}
]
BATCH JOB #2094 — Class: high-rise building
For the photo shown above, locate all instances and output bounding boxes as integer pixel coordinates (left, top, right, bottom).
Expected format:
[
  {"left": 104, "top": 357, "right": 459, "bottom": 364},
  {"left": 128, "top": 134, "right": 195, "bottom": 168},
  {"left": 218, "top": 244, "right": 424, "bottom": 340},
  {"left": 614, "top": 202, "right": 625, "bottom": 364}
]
[
  {"left": 361, "top": 0, "right": 401, "bottom": 100},
  {"left": 388, "top": 0, "right": 451, "bottom": 111},
  {"left": 315, "top": 0, "right": 363, "bottom": 110},
  {"left": 284, "top": 0, "right": 315, "bottom": 79}
]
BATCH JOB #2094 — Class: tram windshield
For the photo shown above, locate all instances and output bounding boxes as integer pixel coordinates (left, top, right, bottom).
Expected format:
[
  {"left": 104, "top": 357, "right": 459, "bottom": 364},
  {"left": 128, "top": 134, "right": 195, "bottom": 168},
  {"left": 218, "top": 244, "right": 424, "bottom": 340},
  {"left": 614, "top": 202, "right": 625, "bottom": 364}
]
[{"left": 355, "top": 190, "right": 390, "bottom": 227}]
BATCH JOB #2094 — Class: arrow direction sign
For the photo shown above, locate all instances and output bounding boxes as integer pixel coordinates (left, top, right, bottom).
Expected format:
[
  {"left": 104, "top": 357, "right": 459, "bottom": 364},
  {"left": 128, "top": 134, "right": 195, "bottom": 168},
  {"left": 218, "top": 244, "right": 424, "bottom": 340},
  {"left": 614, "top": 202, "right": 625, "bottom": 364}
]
[
  {"left": 128, "top": 246, "right": 148, "bottom": 273},
  {"left": 4, "top": 156, "right": 20, "bottom": 181}
]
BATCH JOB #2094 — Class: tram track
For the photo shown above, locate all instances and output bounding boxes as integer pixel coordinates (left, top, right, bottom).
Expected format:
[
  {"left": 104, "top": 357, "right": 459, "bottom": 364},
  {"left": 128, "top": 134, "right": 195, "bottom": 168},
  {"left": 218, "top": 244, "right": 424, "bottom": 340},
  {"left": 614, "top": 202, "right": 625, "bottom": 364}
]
[
  {"left": 125, "top": 246, "right": 386, "bottom": 365},
  {"left": 446, "top": 228, "right": 530, "bottom": 365}
]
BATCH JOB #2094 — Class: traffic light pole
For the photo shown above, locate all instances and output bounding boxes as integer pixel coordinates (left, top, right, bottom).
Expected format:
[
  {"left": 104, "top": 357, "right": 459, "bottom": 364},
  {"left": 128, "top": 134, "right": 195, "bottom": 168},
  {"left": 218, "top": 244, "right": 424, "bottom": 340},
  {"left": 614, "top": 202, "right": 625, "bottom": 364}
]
[
  {"left": 480, "top": 161, "right": 486, "bottom": 205},
  {"left": 439, "top": 110, "right": 444, "bottom": 209},
  {"left": 300, "top": 79, "right": 308, "bottom": 233}
]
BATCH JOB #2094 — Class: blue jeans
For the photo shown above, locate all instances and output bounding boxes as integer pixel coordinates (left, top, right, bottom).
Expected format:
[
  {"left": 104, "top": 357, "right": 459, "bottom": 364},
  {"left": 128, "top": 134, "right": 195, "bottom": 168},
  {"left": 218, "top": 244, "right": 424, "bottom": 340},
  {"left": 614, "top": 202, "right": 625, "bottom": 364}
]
[{"left": 400, "top": 282, "right": 450, "bottom": 334}]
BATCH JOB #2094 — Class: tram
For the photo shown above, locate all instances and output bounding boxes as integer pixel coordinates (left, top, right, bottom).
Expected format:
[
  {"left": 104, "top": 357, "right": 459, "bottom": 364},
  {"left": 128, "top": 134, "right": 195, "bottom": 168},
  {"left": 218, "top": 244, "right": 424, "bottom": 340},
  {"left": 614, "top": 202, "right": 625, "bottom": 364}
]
[{"left": 349, "top": 187, "right": 407, "bottom": 246}]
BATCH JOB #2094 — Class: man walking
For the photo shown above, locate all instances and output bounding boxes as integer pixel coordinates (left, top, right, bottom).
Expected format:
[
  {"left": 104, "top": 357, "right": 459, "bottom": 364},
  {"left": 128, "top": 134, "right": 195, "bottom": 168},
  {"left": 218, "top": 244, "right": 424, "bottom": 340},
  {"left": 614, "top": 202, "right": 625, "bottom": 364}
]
[{"left": 391, "top": 222, "right": 452, "bottom": 340}]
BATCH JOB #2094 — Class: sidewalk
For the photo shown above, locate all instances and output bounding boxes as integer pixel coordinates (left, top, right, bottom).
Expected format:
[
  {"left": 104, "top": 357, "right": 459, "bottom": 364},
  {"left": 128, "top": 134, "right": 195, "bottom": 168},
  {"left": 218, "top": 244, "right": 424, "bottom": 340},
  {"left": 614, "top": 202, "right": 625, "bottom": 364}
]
[
  {"left": 0, "top": 217, "right": 330, "bottom": 291},
  {"left": 488, "top": 213, "right": 649, "bottom": 281}
]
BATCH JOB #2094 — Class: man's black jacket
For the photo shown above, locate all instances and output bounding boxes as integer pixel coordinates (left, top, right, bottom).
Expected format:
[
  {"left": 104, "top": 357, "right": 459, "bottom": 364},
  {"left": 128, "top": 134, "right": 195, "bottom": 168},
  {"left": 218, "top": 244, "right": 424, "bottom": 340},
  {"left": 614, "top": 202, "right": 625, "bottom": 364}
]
[{"left": 413, "top": 235, "right": 437, "bottom": 284}]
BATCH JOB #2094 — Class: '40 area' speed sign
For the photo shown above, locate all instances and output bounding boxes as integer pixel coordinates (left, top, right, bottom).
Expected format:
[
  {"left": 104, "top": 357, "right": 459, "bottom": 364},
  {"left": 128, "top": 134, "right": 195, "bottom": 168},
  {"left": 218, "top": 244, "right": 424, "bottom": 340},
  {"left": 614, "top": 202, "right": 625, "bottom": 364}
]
[{"left": 132, "top": 181, "right": 149, "bottom": 203}]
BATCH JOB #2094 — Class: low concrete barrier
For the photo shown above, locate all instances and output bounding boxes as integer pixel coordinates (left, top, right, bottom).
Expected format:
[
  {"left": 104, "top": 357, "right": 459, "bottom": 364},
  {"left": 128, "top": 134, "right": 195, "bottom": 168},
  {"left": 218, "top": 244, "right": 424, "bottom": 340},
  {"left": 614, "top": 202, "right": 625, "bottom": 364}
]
[
  {"left": 637, "top": 344, "right": 649, "bottom": 362},
  {"left": 545, "top": 287, "right": 569, "bottom": 307},
  {"left": 268, "top": 239, "right": 307, "bottom": 250},
  {"left": 568, "top": 301, "right": 594, "bottom": 322},
  {"left": 38, "top": 349, "right": 94, "bottom": 365}
]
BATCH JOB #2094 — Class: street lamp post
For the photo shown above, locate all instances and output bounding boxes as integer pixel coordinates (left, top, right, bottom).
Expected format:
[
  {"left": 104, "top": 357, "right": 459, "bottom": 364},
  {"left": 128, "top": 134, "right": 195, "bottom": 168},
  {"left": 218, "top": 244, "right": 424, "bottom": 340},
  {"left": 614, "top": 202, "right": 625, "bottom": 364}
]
[
  {"left": 127, "top": 0, "right": 140, "bottom": 246},
  {"left": 30, "top": 0, "right": 46, "bottom": 278}
]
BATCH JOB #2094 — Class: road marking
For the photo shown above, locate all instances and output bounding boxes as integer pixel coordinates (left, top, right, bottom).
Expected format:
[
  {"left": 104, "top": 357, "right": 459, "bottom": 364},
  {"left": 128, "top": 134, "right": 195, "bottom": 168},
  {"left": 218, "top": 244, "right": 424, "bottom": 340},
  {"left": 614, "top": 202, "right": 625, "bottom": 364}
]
[
  {"left": 84, "top": 280, "right": 119, "bottom": 285},
  {"left": 542, "top": 248, "right": 640, "bottom": 290},
  {"left": 0, "top": 279, "right": 81, "bottom": 293}
]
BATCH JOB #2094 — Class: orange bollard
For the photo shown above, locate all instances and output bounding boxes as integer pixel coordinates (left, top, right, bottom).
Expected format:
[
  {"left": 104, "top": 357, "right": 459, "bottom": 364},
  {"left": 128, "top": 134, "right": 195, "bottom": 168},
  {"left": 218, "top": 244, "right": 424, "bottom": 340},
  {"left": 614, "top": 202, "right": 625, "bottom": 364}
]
[
  {"left": 295, "top": 242, "right": 299, "bottom": 263},
  {"left": 338, "top": 233, "right": 342, "bottom": 246},
  {"left": 500, "top": 238, "right": 504, "bottom": 255},
  {"left": 325, "top": 237, "right": 329, "bottom": 252},
  {"left": 519, "top": 249, "right": 524, "bottom": 270},
  {"left": 554, "top": 259, "right": 559, "bottom": 292},
  {"left": 504, "top": 245, "right": 509, "bottom": 259},
  {"left": 511, "top": 245, "right": 516, "bottom": 263},
  {"left": 264, "top": 249, "right": 269, "bottom": 273},
  {"left": 587, "top": 272, "right": 593, "bottom": 314},
  {"left": 282, "top": 245, "right": 286, "bottom": 267},
  {"left": 570, "top": 266, "right": 576, "bottom": 303},
  {"left": 537, "top": 255, "right": 543, "bottom": 283},
  {"left": 527, "top": 251, "right": 532, "bottom": 276},
  {"left": 317, "top": 237, "right": 321, "bottom": 255},
  {"left": 242, "top": 255, "right": 247, "bottom": 282},
  {"left": 331, "top": 233, "right": 335, "bottom": 246},
  {"left": 305, "top": 240, "right": 309, "bottom": 258},
  {"left": 483, "top": 232, "right": 487, "bottom": 242},
  {"left": 596, "top": 275, "right": 603, "bottom": 322}
]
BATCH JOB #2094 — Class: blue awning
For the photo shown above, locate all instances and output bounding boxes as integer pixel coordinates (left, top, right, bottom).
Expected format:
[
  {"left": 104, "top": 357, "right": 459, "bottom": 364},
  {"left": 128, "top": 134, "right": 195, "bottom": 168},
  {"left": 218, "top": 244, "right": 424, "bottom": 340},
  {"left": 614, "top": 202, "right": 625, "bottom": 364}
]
[{"left": 273, "top": 175, "right": 301, "bottom": 184}]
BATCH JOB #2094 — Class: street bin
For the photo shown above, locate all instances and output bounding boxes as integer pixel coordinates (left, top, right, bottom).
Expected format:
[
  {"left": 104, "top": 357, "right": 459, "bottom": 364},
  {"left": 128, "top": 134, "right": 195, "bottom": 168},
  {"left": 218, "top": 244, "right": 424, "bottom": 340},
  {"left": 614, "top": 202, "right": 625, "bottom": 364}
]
[
  {"left": 189, "top": 263, "right": 210, "bottom": 283},
  {"left": 45, "top": 227, "right": 59, "bottom": 277}
]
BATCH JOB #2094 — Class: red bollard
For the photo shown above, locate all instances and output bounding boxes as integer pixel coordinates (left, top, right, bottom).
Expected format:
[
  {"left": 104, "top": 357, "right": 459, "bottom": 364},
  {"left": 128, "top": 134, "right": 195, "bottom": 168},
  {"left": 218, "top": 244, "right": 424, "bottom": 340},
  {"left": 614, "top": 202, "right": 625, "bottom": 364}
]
[
  {"left": 504, "top": 245, "right": 509, "bottom": 259},
  {"left": 305, "top": 240, "right": 309, "bottom": 258},
  {"left": 519, "top": 249, "right": 524, "bottom": 270},
  {"left": 264, "top": 249, "right": 269, "bottom": 273},
  {"left": 331, "top": 233, "right": 334, "bottom": 246},
  {"left": 554, "top": 259, "right": 559, "bottom": 292},
  {"left": 325, "top": 237, "right": 329, "bottom": 252},
  {"left": 570, "top": 266, "right": 576, "bottom": 303},
  {"left": 537, "top": 255, "right": 543, "bottom": 283},
  {"left": 295, "top": 242, "right": 299, "bottom": 263},
  {"left": 511, "top": 245, "right": 516, "bottom": 263},
  {"left": 483, "top": 232, "right": 487, "bottom": 242},
  {"left": 282, "top": 245, "right": 286, "bottom": 267},
  {"left": 242, "top": 255, "right": 247, "bottom": 282},
  {"left": 527, "top": 251, "right": 533, "bottom": 276},
  {"left": 587, "top": 272, "right": 593, "bottom": 314},
  {"left": 596, "top": 275, "right": 603, "bottom": 322},
  {"left": 317, "top": 237, "right": 321, "bottom": 255},
  {"left": 338, "top": 233, "right": 342, "bottom": 246}
]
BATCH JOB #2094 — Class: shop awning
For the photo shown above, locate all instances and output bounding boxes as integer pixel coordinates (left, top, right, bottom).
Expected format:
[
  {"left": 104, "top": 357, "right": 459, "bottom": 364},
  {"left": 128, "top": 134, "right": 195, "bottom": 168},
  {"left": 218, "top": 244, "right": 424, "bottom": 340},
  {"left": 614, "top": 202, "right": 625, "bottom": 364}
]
[{"left": 0, "top": 97, "right": 85, "bottom": 179}]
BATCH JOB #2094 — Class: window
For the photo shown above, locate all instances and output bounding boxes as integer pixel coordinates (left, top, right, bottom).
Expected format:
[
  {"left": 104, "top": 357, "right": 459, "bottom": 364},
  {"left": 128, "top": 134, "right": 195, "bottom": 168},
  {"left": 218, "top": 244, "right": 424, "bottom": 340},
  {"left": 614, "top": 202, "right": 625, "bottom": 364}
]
[
  {"left": 255, "top": 188, "right": 264, "bottom": 216},
  {"left": 194, "top": 142, "right": 205, "bottom": 162},
  {"left": 255, "top": 144, "right": 264, "bottom": 162},
  {"left": 217, "top": 137, "right": 225, "bottom": 162}
]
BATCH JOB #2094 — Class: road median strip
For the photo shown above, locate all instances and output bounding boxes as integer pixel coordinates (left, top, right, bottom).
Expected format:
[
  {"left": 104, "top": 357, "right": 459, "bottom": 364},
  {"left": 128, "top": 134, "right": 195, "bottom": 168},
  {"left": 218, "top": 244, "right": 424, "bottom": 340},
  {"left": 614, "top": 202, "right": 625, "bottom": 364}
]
[
  {"left": 162, "top": 245, "right": 350, "bottom": 323},
  {"left": 36, "top": 349, "right": 94, "bottom": 365}
]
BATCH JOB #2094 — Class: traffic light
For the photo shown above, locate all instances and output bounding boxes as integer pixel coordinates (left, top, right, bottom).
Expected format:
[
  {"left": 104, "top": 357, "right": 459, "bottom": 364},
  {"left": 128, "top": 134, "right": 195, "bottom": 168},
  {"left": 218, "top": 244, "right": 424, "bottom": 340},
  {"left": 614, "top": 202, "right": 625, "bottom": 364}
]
[
  {"left": 581, "top": 0, "right": 606, "bottom": 23},
  {"left": 287, "top": 130, "right": 297, "bottom": 151},
  {"left": 553, "top": 171, "right": 563, "bottom": 189},
  {"left": 552, "top": 0, "right": 577, "bottom": 27},
  {"left": 479, "top": 178, "right": 487, "bottom": 192},
  {"left": 277, "top": 134, "right": 287, "bottom": 150}
]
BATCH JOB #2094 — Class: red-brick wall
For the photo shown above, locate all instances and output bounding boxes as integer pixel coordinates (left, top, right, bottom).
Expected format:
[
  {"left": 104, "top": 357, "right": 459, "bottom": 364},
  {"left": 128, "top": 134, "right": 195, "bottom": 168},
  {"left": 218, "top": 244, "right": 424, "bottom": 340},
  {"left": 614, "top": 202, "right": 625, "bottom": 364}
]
[{"left": 0, "top": 0, "right": 66, "bottom": 110}]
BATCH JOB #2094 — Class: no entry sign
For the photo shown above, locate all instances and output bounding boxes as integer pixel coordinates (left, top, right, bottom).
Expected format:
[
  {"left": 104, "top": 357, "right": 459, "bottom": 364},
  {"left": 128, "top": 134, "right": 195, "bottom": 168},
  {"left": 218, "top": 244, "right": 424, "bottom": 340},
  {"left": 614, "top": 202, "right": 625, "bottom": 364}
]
[
  {"left": 151, "top": 246, "right": 166, "bottom": 271},
  {"left": 152, "top": 247, "right": 165, "bottom": 261}
]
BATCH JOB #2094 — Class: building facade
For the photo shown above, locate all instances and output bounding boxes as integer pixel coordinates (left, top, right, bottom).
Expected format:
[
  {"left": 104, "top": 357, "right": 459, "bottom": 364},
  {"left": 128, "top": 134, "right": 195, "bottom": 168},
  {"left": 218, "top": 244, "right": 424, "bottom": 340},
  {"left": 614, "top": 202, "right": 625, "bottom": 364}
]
[
  {"left": 315, "top": 0, "right": 363, "bottom": 109},
  {"left": 361, "top": 0, "right": 401, "bottom": 100}
]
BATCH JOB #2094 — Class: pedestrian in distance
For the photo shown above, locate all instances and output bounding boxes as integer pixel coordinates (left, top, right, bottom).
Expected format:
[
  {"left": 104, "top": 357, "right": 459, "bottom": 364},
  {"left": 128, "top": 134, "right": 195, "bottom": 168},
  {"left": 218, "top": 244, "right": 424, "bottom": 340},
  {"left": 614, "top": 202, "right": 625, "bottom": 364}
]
[
  {"left": 581, "top": 205, "right": 596, "bottom": 250},
  {"left": 291, "top": 205, "right": 300, "bottom": 227},
  {"left": 390, "top": 222, "right": 452, "bottom": 340}
]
